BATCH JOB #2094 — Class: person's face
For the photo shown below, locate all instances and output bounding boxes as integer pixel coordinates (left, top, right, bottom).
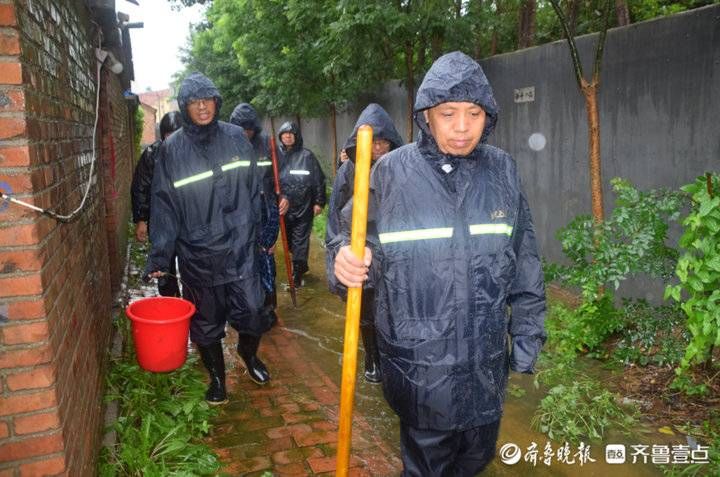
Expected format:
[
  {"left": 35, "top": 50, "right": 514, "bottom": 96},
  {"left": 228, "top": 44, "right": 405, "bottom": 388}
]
[
  {"left": 186, "top": 97, "right": 216, "bottom": 126},
  {"left": 280, "top": 132, "right": 295, "bottom": 147},
  {"left": 243, "top": 128, "right": 255, "bottom": 140},
  {"left": 424, "top": 102, "right": 486, "bottom": 156},
  {"left": 371, "top": 138, "right": 391, "bottom": 161}
]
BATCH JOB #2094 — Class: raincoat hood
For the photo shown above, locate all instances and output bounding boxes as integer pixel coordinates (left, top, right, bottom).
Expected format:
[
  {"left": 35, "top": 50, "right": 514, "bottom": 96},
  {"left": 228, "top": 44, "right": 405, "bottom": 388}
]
[
  {"left": 342, "top": 103, "right": 404, "bottom": 162},
  {"left": 177, "top": 72, "right": 223, "bottom": 143},
  {"left": 278, "top": 121, "right": 303, "bottom": 150},
  {"left": 414, "top": 51, "right": 498, "bottom": 145},
  {"left": 159, "top": 111, "right": 182, "bottom": 139},
  {"left": 230, "top": 103, "right": 262, "bottom": 135}
]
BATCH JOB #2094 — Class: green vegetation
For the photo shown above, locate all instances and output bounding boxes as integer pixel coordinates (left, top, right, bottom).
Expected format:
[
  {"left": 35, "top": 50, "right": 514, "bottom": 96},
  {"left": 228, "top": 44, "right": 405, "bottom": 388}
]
[
  {"left": 613, "top": 299, "right": 689, "bottom": 367},
  {"left": 537, "top": 175, "right": 720, "bottom": 449},
  {"left": 313, "top": 204, "right": 328, "bottom": 242},
  {"left": 99, "top": 231, "right": 220, "bottom": 476},
  {"left": 532, "top": 378, "right": 638, "bottom": 442},
  {"left": 173, "top": 0, "right": 717, "bottom": 126},
  {"left": 98, "top": 354, "right": 220, "bottom": 476},
  {"left": 665, "top": 173, "right": 720, "bottom": 394},
  {"left": 133, "top": 105, "right": 144, "bottom": 163},
  {"left": 545, "top": 178, "right": 684, "bottom": 358}
]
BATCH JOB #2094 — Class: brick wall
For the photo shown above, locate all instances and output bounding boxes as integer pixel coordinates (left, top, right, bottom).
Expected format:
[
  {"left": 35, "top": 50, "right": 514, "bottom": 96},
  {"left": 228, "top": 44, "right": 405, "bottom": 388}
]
[
  {"left": 140, "top": 103, "right": 156, "bottom": 147},
  {"left": 0, "top": 0, "right": 133, "bottom": 475}
]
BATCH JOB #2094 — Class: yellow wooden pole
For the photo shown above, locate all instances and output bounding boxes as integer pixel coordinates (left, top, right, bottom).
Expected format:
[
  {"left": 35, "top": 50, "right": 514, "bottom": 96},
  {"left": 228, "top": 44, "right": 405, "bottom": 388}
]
[{"left": 336, "top": 125, "right": 373, "bottom": 476}]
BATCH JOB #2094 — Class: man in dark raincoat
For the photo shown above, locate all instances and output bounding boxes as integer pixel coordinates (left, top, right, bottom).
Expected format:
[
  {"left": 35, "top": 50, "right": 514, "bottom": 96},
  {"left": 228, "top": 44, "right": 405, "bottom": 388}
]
[
  {"left": 145, "top": 73, "right": 273, "bottom": 405},
  {"left": 331, "top": 52, "right": 546, "bottom": 475},
  {"left": 229, "top": 103, "right": 280, "bottom": 324},
  {"left": 131, "top": 111, "right": 183, "bottom": 297},
  {"left": 276, "top": 121, "right": 326, "bottom": 286},
  {"left": 325, "top": 103, "right": 403, "bottom": 384}
]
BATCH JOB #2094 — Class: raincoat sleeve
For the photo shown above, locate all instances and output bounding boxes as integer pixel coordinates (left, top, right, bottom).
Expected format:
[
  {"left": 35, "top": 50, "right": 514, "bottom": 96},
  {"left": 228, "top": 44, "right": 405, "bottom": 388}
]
[
  {"left": 325, "top": 181, "right": 381, "bottom": 297},
  {"left": 311, "top": 152, "right": 327, "bottom": 208},
  {"left": 145, "top": 146, "right": 179, "bottom": 276},
  {"left": 508, "top": 187, "right": 547, "bottom": 374},
  {"left": 259, "top": 195, "right": 280, "bottom": 250},
  {"left": 131, "top": 144, "right": 155, "bottom": 223}
]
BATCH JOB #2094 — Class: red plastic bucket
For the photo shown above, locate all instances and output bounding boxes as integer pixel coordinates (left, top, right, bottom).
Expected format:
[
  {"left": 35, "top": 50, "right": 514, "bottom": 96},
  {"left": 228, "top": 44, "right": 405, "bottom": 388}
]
[{"left": 125, "top": 297, "right": 195, "bottom": 372}]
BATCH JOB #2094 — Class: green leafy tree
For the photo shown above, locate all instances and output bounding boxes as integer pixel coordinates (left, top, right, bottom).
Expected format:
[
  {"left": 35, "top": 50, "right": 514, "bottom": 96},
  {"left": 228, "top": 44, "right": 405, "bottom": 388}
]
[{"left": 665, "top": 173, "right": 720, "bottom": 383}]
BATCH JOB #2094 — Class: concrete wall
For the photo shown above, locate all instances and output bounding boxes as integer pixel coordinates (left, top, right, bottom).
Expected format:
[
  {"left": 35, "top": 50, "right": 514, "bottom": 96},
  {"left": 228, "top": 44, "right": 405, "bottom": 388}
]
[
  {"left": 481, "top": 5, "right": 719, "bottom": 263},
  {"left": 284, "top": 5, "right": 719, "bottom": 300}
]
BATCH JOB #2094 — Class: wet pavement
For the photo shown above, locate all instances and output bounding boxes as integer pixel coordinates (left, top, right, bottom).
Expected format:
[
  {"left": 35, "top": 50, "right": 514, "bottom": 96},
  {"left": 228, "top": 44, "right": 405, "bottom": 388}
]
[
  {"left": 129, "top": 236, "right": 676, "bottom": 476},
  {"left": 206, "top": 237, "right": 675, "bottom": 476}
]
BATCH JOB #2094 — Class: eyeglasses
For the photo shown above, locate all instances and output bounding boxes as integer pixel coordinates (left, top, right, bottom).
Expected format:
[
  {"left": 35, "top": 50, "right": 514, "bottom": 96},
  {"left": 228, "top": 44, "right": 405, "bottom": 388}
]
[{"left": 187, "top": 98, "right": 214, "bottom": 109}]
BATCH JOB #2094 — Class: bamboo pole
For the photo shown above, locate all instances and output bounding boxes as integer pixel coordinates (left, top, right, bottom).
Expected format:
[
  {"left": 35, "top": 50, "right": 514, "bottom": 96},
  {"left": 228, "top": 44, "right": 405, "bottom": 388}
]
[{"left": 335, "top": 125, "right": 373, "bottom": 476}]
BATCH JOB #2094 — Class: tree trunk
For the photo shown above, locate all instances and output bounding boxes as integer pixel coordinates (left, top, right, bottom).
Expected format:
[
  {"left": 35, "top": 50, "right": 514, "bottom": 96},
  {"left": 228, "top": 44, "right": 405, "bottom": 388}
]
[
  {"left": 566, "top": 0, "right": 579, "bottom": 37},
  {"left": 582, "top": 81, "right": 604, "bottom": 223},
  {"left": 295, "top": 114, "right": 302, "bottom": 134},
  {"left": 270, "top": 116, "right": 276, "bottom": 138},
  {"left": 517, "top": 0, "right": 536, "bottom": 49},
  {"left": 615, "top": 0, "right": 630, "bottom": 26},
  {"left": 430, "top": 32, "right": 443, "bottom": 60},
  {"left": 404, "top": 41, "right": 415, "bottom": 143},
  {"left": 490, "top": 0, "right": 502, "bottom": 55},
  {"left": 331, "top": 103, "right": 338, "bottom": 178}
]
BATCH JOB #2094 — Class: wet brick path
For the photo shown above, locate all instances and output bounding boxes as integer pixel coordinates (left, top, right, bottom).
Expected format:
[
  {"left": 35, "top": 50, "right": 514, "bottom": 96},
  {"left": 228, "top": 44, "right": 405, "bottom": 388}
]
[{"left": 211, "top": 323, "right": 402, "bottom": 476}]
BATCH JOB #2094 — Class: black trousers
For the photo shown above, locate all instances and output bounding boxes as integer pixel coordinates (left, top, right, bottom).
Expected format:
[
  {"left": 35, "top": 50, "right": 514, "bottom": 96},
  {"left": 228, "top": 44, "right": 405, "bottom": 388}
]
[
  {"left": 186, "top": 279, "right": 270, "bottom": 346},
  {"left": 157, "top": 254, "right": 179, "bottom": 297},
  {"left": 400, "top": 420, "right": 501, "bottom": 477},
  {"left": 285, "top": 211, "right": 314, "bottom": 268}
]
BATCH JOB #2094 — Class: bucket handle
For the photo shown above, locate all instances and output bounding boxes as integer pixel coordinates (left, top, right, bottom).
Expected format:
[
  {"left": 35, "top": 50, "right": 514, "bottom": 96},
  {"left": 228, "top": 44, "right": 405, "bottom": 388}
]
[{"left": 144, "top": 272, "right": 199, "bottom": 305}]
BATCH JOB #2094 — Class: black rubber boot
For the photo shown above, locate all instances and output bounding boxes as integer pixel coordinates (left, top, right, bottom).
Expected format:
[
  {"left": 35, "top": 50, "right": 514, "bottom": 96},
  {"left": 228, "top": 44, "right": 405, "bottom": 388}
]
[
  {"left": 292, "top": 261, "right": 307, "bottom": 288},
  {"left": 198, "top": 343, "right": 228, "bottom": 405},
  {"left": 237, "top": 334, "right": 271, "bottom": 385},
  {"left": 361, "top": 324, "right": 383, "bottom": 384}
]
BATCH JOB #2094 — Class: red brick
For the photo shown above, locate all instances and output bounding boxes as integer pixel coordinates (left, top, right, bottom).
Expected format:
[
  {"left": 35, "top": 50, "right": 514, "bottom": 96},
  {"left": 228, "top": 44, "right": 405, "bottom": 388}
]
[
  {"left": 0, "top": 249, "right": 43, "bottom": 273},
  {"left": 14, "top": 410, "right": 60, "bottom": 435},
  {"left": 0, "top": 273, "right": 43, "bottom": 297},
  {"left": 265, "top": 423, "right": 312, "bottom": 440},
  {"left": 19, "top": 455, "right": 66, "bottom": 476},
  {"left": 0, "top": 89, "right": 24, "bottom": 111},
  {"left": 294, "top": 429, "right": 338, "bottom": 447},
  {"left": 6, "top": 365, "right": 54, "bottom": 391},
  {"left": 263, "top": 436, "right": 294, "bottom": 454},
  {"left": 0, "top": 469, "right": 13, "bottom": 477},
  {"left": 0, "top": 344, "right": 52, "bottom": 369},
  {"left": 347, "top": 467, "right": 372, "bottom": 477},
  {"left": 0, "top": 4, "right": 16, "bottom": 26},
  {"left": 0, "top": 224, "right": 36, "bottom": 246},
  {"left": 0, "top": 173, "right": 32, "bottom": 194},
  {"left": 223, "top": 456, "right": 272, "bottom": 474},
  {"left": 0, "top": 389, "right": 57, "bottom": 416},
  {"left": 0, "top": 117, "right": 25, "bottom": 139},
  {"left": 306, "top": 456, "right": 337, "bottom": 474},
  {"left": 0, "top": 432, "right": 63, "bottom": 463},
  {"left": 0, "top": 62, "right": 22, "bottom": 84},
  {"left": 0, "top": 31, "right": 19, "bottom": 55},
  {"left": 275, "top": 462, "right": 309, "bottom": 475},
  {"left": 5, "top": 298, "right": 46, "bottom": 320},
  {"left": 2, "top": 321, "right": 48, "bottom": 345},
  {"left": 0, "top": 421, "right": 8, "bottom": 439},
  {"left": 0, "top": 145, "right": 30, "bottom": 167}
]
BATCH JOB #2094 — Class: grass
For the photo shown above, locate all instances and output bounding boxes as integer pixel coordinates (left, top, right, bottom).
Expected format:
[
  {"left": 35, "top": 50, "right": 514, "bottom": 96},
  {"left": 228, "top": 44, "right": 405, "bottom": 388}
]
[{"left": 98, "top": 227, "right": 220, "bottom": 476}]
